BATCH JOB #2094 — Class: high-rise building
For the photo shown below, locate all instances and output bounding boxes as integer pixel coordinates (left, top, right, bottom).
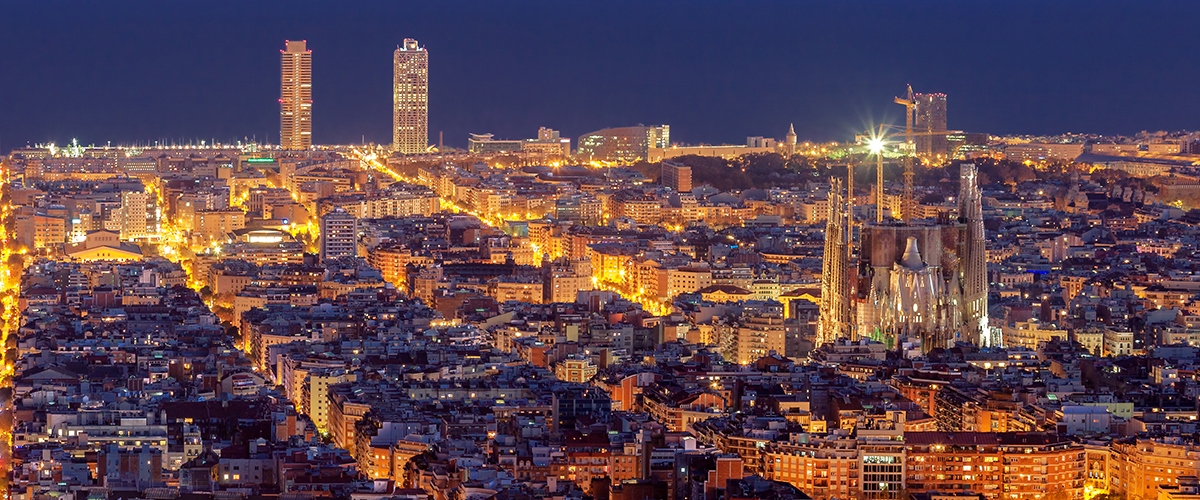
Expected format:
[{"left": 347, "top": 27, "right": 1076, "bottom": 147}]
[
  {"left": 660, "top": 160, "right": 692, "bottom": 192},
  {"left": 319, "top": 208, "right": 357, "bottom": 262},
  {"left": 914, "top": 93, "right": 947, "bottom": 156},
  {"left": 393, "top": 39, "right": 428, "bottom": 154},
  {"left": 280, "top": 40, "right": 312, "bottom": 150}
]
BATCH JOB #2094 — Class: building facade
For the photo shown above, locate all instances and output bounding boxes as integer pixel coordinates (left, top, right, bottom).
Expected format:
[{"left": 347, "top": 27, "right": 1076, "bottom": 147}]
[
  {"left": 319, "top": 208, "right": 358, "bottom": 262},
  {"left": 576, "top": 125, "right": 669, "bottom": 163},
  {"left": 280, "top": 40, "right": 313, "bottom": 150},
  {"left": 661, "top": 160, "right": 693, "bottom": 192},
  {"left": 915, "top": 93, "right": 948, "bottom": 156},
  {"left": 393, "top": 39, "right": 429, "bottom": 154}
]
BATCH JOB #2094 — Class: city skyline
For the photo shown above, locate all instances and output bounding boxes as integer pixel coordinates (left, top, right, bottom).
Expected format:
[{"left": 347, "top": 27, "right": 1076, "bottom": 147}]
[
  {"left": 2, "top": 1, "right": 1198, "bottom": 149},
  {"left": 8, "top": 2, "right": 1200, "bottom": 500}
]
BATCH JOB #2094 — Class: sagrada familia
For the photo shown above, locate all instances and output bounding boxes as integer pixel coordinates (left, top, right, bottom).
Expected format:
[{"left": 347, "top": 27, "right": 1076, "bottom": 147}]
[{"left": 819, "top": 163, "right": 989, "bottom": 352}]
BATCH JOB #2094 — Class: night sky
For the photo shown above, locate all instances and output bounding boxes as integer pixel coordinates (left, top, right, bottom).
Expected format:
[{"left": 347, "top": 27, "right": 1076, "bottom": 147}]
[{"left": 3, "top": 0, "right": 1197, "bottom": 149}]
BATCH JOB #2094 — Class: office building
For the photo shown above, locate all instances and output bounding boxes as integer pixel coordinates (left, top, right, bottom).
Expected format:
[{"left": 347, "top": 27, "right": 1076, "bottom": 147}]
[
  {"left": 660, "top": 160, "right": 692, "bottom": 192},
  {"left": 576, "top": 125, "right": 669, "bottom": 162},
  {"left": 393, "top": 39, "right": 428, "bottom": 154},
  {"left": 280, "top": 40, "right": 313, "bottom": 150},
  {"left": 467, "top": 129, "right": 572, "bottom": 157},
  {"left": 319, "top": 208, "right": 358, "bottom": 262},
  {"left": 914, "top": 93, "right": 947, "bottom": 155},
  {"left": 525, "top": 127, "right": 572, "bottom": 157},
  {"left": 946, "top": 132, "right": 990, "bottom": 158},
  {"left": 467, "top": 134, "right": 523, "bottom": 154},
  {"left": 1004, "top": 143, "right": 1085, "bottom": 162}
]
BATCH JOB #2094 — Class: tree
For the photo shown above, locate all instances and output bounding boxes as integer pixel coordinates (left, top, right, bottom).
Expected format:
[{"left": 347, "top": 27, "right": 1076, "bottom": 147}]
[{"left": 6, "top": 254, "right": 23, "bottom": 278}]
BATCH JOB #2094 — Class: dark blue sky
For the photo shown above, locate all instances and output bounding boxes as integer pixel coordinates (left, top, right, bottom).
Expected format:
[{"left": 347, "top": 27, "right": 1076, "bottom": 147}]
[{"left": 2, "top": 0, "right": 1197, "bottom": 149}]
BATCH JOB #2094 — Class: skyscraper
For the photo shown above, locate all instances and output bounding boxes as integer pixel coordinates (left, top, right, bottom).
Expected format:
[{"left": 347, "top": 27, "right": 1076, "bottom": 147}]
[
  {"left": 914, "top": 93, "right": 947, "bottom": 156},
  {"left": 393, "top": 39, "right": 428, "bottom": 154},
  {"left": 280, "top": 40, "right": 312, "bottom": 150},
  {"left": 319, "top": 208, "right": 357, "bottom": 262}
]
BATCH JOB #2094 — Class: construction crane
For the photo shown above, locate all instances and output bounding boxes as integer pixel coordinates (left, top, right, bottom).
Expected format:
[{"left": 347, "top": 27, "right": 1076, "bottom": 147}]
[
  {"left": 894, "top": 85, "right": 916, "bottom": 222},
  {"left": 857, "top": 86, "right": 962, "bottom": 223}
]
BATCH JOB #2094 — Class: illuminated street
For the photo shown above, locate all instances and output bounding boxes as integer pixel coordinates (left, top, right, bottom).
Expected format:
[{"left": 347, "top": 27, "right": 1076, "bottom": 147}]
[{"left": 0, "top": 160, "right": 21, "bottom": 494}]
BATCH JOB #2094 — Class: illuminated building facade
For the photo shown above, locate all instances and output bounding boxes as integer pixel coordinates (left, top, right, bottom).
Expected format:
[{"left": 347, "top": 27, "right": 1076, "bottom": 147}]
[
  {"left": 784, "top": 123, "right": 797, "bottom": 156},
  {"left": 280, "top": 40, "right": 313, "bottom": 150},
  {"left": 319, "top": 208, "right": 358, "bottom": 262},
  {"left": 193, "top": 209, "right": 246, "bottom": 247},
  {"left": 1109, "top": 437, "right": 1200, "bottom": 500},
  {"left": 914, "top": 93, "right": 947, "bottom": 155},
  {"left": 576, "top": 125, "right": 669, "bottom": 162},
  {"left": 733, "top": 305, "right": 786, "bottom": 365},
  {"left": 119, "top": 190, "right": 156, "bottom": 242},
  {"left": 661, "top": 160, "right": 692, "bottom": 192},
  {"left": 393, "top": 39, "right": 428, "bottom": 154}
]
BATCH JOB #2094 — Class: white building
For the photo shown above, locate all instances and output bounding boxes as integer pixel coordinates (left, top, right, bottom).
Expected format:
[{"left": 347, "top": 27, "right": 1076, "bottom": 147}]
[
  {"left": 119, "top": 190, "right": 155, "bottom": 241},
  {"left": 319, "top": 208, "right": 358, "bottom": 262},
  {"left": 1059, "top": 405, "right": 1111, "bottom": 436}
]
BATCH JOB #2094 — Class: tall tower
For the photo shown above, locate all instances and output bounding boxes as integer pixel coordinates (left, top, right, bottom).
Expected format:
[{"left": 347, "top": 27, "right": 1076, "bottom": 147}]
[
  {"left": 393, "top": 39, "right": 429, "bottom": 154},
  {"left": 818, "top": 177, "right": 852, "bottom": 346},
  {"left": 914, "top": 93, "right": 947, "bottom": 156},
  {"left": 319, "top": 208, "right": 358, "bottom": 262},
  {"left": 959, "top": 163, "right": 989, "bottom": 345},
  {"left": 280, "top": 40, "right": 312, "bottom": 150},
  {"left": 784, "top": 124, "right": 797, "bottom": 156}
]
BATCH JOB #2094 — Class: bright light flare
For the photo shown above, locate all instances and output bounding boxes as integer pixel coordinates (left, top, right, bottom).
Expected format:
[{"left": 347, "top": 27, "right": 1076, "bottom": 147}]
[{"left": 867, "top": 137, "right": 886, "bottom": 154}]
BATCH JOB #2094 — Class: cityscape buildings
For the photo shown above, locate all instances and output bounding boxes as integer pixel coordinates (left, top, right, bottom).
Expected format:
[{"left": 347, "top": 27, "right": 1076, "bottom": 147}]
[
  {"left": 393, "top": 38, "right": 428, "bottom": 154},
  {"left": 577, "top": 125, "right": 670, "bottom": 162},
  {"left": 279, "top": 40, "right": 313, "bottom": 150},
  {"left": 7, "top": 27, "right": 1200, "bottom": 500}
]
